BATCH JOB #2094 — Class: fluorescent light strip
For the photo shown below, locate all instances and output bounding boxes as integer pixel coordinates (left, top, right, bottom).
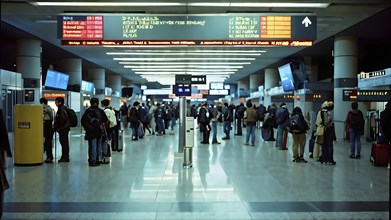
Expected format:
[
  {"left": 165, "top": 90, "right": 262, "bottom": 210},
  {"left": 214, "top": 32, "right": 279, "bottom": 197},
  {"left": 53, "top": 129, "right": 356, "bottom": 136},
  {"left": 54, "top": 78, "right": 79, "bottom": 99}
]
[
  {"left": 114, "top": 58, "right": 255, "bottom": 61},
  {"left": 107, "top": 52, "right": 261, "bottom": 56},
  {"left": 190, "top": 2, "right": 329, "bottom": 8},
  {"left": 136, "top": 72, "right": 235, "bottom": 75},
  {"left": 33, "top": 2, "right": 183, "bottom": 6},
  {"left": 132, "top": 69, "right": 238, "bottom": 72},
  {"left": 119, "top": 62, "right": 251, "bottom": 65},
  {"left": 124, "top": 65, "right": 243, "bottom": 69},
  {"left": 32, "top": 2, "right": 329, "bottom": 8}
]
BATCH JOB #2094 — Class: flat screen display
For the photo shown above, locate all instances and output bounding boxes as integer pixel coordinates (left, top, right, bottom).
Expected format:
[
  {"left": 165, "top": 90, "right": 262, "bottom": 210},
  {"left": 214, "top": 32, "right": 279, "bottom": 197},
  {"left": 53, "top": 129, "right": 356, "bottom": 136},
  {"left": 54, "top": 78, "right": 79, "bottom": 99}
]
[
  {"left": 81, "top": 80, "right": 95, "bottom": 93},
  {"left": 44, "top": 70, "right": 69, "bottom": 90},
  {"left": 210, "top": 82, "right": 224, "bottom": 90},
  {"left": 278, "top": 63, "right": 295, "bottom": 92},
  {"left": 173, "top": 84, "right": 191, "bottom": 96}
]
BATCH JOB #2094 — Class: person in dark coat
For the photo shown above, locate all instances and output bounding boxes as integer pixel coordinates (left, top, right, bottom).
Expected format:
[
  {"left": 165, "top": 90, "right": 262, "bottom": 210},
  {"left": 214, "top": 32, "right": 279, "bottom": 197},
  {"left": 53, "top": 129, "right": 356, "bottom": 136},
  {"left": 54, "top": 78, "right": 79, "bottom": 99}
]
[
  {"left": 53, "top": 97, "right": 70, "bottom": 162},
  {"left": 81, "top": 97, "right": 108, "bottom": 166},
  {"left": 198, "top": 102, "right": 211, "bottom": 144}
]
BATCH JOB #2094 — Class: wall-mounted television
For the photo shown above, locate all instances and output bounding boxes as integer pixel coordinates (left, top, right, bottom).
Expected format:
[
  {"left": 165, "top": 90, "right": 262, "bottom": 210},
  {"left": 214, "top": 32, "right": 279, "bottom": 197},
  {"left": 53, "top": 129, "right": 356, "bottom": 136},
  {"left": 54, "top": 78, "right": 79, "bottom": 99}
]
[
  {"left": 44, "top": 69, "right": 69, "bottom": 90},
  {"left": 278, "top": 63, "right": 295, "bottom": 92},
  {"left": 122, "top": 87, "right": 133, "bottom": 97},
  {"left": 173, "top": 84, "right": 191, "bottom": 96},
  {"left": 81, "top": 80, "right": 95, "bottom": 94}
]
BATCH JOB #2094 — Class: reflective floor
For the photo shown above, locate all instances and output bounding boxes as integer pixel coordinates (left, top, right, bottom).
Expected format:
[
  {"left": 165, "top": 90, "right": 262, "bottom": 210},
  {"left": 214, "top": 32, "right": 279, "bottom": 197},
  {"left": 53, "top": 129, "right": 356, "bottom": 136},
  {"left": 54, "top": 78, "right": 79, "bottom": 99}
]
[{"left": 3, "top": 123, "right": 390, "bottom": 219}]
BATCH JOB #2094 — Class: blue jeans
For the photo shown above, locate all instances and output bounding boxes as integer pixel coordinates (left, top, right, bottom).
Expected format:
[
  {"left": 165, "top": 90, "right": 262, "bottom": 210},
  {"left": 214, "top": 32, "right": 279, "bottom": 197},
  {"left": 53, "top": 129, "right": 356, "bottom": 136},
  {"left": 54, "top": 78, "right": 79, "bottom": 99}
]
[
  {"left": 276, "top": 125, "right": 288, "bottom": 149},
  {"left": 246, "top": 124, "right": 256, "bottom": 144},
  {"left": 212, "top": 121, "right": 218, "bottom": 142},
  {"left": 170, "top": 118, "right": 176, "bottom": 130},
  {"left": 131, "top": 122, "right": 140, "bottom": 139},
  {"left": 88, "top": 136, "right": 102, "bottom": 163},
  {"left": 349, "top": 128, "right": 361, "bottom": 155},
  {"left": 156, "top": 117, "right": 165, "bottom": 134},
  {"left": 223, "top": 121, "right": 231, "bottom": 138}
]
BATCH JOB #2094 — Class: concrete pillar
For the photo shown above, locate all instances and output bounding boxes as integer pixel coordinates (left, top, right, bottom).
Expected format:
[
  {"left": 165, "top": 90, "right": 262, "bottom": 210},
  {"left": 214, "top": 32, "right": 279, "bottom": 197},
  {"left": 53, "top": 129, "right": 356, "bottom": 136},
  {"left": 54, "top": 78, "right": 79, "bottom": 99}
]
[
  {"left": 60, "top": 58, "right": 82, "bottom": 86},
  {"left": 16, "top": 39, "right": 41, "bottom": 104},
  {"left": 88, "top": 68, "right": 105, "bottom": 101},
  {"left": 264, "top": 68, "right": 280, "bottom": 107},
  {"left": 249, "top": 73, "right": 263, "bottom": 92},
  {"left": 333, "top": 36, "right": 358, "bottom": 140},
  {"left": 107, "top": 75, "right": 122, "bottom": 109}
]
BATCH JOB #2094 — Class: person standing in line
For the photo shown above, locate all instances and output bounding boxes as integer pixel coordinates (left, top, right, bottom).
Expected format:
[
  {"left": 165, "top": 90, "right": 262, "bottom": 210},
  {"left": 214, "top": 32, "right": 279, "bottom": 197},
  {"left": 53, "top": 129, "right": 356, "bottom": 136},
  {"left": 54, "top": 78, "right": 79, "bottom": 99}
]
[
  {"left": 53, "top": 97, "right": 70, "bottom": 163},
  {"left": 154, "top": 103, "right": 166, "bottom": 136},
  {"left": 169, "top": 105, "right": 178, "bottom": 135},
  {"left": 139, "top": 103, "right": 152, "bottom": 135},
  {"left": 198, "top": 102, "right": 211, "bottom": 144},
  {"left": 149, "top": 103, "right": 157, "bottom": 135},
  {"left": 345, "top": 102, "right": 365, "bottom": 159},
  {"left": 222, "top": 103, "right": 232, "bottom": 140},
  {"left": 128, "top": 101, "right": 141, "bottom": 140},
  {"left": 263, "top": 104, "right": 277, "bottom": 141},
  {"left": 81, "top": 97, "right": 108, "bottom": 167},
  {"left": 243, "top": 102, "right": 258, "bottom": 146},
  {"left": 320, "top": 101, "right": 336, "bottom": 165},
  {"left": 119, "top": 102, "right": 128, "bottom": 129},
  {"left": 275, "top": 103, "right": 290, "bottom": 150},
  {"left": 40, "top": 98, "right": 54, "bottom": 163},
  {"left": 235, "top": 103, "right": 246, "bottom": 136},
  {"left": 210, "top": 104, "right": 221, "bottom": 144},
  {"left": 289, "top": 107, "right": 309, "bottom": 163}
]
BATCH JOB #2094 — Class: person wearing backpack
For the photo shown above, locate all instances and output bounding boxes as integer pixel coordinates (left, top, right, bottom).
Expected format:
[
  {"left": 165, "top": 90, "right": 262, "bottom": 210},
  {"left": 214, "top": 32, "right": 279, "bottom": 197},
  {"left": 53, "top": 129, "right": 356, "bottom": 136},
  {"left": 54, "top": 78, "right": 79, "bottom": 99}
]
[
  {"left": 154, "top": 103, "right": 166, "bottom": 136},
  {"left": 275, "top": 103, "right": 290, "bottom": 150},
  {"left": 139, "top": 103, "right": 152, "bottom": 135},
  {"left": 262, "top": 104, "right": 277, "bottom": 141},
  {"left": 53, "top": 97, "right": 71, "bottom": 163},
  {"left": 345, "top": 102, "right": 365, "bottom": 159},
  {"left": 289, "top": 107, "right": 309, "bottom": 162},
  {"left": 235, "top": 103, "right": 246, "bottom": 136},
  {"left": 222, "top": 103, "right": 232, "bottom": 140},
  {"left": 81, "top": 97, "right": 108, "bottom": 167},
  {"left": 243, "top": 102, "right": 258, "bottom": 146},
  {"left": 128, "top": 101, "right": 141, "bottom": 140}
]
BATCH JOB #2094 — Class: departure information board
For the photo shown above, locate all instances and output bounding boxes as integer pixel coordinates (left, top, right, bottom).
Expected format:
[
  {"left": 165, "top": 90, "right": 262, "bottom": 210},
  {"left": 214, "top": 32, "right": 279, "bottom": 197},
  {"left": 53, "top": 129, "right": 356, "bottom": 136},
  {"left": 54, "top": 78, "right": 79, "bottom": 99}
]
[
  {"left": 58, "top": 14, "right": 316, "bottom": 46},
  {"left": 58, "top": 16, "right": 103, "bottom": 39}
]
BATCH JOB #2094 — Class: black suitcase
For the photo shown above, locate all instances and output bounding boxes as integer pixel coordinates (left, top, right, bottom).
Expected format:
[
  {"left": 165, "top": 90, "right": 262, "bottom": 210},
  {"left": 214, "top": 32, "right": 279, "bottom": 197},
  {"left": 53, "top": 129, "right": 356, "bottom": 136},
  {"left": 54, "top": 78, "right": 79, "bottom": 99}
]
[{"left": 262, "top": 127, "right": 271, "bottom": 141}]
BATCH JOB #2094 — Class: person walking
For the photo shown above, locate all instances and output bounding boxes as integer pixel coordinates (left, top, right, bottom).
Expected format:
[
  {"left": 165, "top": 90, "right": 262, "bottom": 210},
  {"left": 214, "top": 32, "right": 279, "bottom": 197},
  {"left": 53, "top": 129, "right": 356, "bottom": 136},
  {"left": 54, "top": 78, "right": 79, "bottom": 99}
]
[
  {"left": 289, "top": 107, "right": 309, "bottom": 163},
  {"left": 40, "top": 98, "right": 54, "bottom": 163},
  {"left": 210, "top": 104, "right": 221, "bottom": 144},
  {"left": 345, "top": 102, "right": 365, "bottom": 159},
  {"left": 222, "top": 103, "right": 232, "bottom": 140},
  {"left": 128, "top": 101, "right": 141, "bottom": 140},
  {"left": 235, "top": 103, "right": 246, "bottom": 136},
  {"left": 53, "top": 97, "right": 70, "bottom": 163},
  {"left": 154, "top": 103, "right": 166, "bottom": 136},
  {"left": 81, "top": 97, "right": 108, "bottom": 166},
  {"left": 243, "top": 102, "right": 258, "bottom": 146}
]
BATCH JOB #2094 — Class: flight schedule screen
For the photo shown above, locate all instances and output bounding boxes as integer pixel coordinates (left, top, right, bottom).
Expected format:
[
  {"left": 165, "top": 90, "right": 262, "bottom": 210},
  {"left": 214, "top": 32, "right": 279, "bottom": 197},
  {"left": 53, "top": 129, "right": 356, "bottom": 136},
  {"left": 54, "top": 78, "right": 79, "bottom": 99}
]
[{"left": 59, "top": 16, "right": 103, "bottom": 40}]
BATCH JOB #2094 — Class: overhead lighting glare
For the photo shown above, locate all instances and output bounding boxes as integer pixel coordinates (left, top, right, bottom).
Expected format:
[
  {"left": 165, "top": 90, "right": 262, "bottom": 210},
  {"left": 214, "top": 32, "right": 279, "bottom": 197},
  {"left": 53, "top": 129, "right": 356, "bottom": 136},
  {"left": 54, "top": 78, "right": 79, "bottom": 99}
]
[
  {"left": 107, "top": 52, "right": 261, "bottom": 56},
  {"left": 136, "top": 72, "right": 235, "bottom": 75},
  {"left": 119, "top": 62, "right": 252, "bottom": 65},
  {"left": 32, "top": 2, "right": 183, "bottom": 6},
  {"left": 124, "top": 65, "right": 243, "bottom": 69},
  {"left": 114, "top": 58, "right": 255, "bottom": 61},
  {"left": 120, "top": 50, "right": 266, "bottom": 53},
  {"left": 192, "top": 2, "right": 329, "bottom": 8},
  {"left": 131, "top": 69, "right": 238, "bottom": 72}
]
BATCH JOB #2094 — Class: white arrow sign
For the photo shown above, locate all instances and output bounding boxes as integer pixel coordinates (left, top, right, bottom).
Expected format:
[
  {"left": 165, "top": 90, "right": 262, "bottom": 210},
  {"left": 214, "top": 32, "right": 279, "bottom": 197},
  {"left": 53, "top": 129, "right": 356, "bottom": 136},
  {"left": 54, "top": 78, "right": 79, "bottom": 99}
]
[{"left": 302, "top": 16, "right": 312, "bottom": 27}]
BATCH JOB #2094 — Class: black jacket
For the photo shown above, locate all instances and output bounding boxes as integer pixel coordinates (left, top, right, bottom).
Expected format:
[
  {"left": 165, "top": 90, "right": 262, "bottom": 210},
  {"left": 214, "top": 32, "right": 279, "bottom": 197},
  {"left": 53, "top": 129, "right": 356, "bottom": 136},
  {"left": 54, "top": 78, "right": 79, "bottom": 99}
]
[{"left": 81, "top": 106, "right": 108, "bottom": 140}]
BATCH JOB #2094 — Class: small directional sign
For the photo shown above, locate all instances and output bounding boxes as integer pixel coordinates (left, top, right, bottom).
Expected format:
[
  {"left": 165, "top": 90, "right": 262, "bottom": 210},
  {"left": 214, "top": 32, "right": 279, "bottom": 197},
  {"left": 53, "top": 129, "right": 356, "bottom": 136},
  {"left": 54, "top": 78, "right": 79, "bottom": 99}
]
[{"left": 302, "top": 16, "right": 312, "bottom": 27}]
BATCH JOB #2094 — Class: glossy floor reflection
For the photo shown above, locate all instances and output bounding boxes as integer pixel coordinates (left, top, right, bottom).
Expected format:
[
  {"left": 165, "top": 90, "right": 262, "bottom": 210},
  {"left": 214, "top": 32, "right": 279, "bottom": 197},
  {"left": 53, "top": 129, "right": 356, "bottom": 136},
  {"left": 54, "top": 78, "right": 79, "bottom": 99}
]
[{"left": 3, "top": 124, "right": 390, "bottom": 219}]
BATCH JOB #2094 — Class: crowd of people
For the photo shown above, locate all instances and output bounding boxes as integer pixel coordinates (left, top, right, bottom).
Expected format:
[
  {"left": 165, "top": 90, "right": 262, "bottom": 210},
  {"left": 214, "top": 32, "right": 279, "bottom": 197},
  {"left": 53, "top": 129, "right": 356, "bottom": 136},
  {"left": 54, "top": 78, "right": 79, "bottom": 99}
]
[{"left": 36, "top": 97, "right": 391, "bottom": 168}]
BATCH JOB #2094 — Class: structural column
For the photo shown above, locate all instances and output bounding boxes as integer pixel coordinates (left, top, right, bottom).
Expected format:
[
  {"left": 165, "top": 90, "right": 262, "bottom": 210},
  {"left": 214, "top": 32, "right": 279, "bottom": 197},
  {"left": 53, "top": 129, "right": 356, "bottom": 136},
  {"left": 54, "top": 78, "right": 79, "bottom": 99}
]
[
  {"left": 88, "top": 68, "right": 105, "bottom": 102},
  {"left": 16, "top": 39, "right": 41, "bottom": 104},
  {"left": 333, "top": 36, "right": 358, "bottom": 140},
  {"left": 249, "top": 73, "right": 263, "bottom": 93},
  {"left": 107, "top": 75, "right": 121, "bottom": 109},
  {"left": 264, "top": 68, "right": 280, "bottom": 107},
  {"left": 60, "top": 58, "right": 82, "bottom": 88}
]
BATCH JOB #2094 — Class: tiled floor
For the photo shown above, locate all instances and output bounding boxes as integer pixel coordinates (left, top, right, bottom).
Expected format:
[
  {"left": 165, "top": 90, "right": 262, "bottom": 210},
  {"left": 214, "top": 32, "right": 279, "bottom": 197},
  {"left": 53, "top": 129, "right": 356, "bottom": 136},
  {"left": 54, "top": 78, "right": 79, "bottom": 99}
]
[{"left": 3, "top": 122, "right": 390, "bottom": 219}]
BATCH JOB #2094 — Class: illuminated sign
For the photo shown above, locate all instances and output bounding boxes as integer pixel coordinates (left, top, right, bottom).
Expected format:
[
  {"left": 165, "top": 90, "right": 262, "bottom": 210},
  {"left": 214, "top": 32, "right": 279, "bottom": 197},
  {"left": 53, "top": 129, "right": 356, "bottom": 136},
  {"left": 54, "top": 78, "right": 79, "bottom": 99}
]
[
  {"left": 359, "top": 70, "right": 386, "bottom": 79},
  {"left": 173, "top": 84, "right": 191, "bottom": 97},
  {"left": 209, "top": 90, "right": 229, "bottom": 95},
  {"left": 62, "top": 39, "right": 313, "bottom": 47},
  {"left": 191, "top": 75, "right": 206, "bottom": 85},
  {"left": 342, "top": 89, "right": 358, "bottom": 101},
  {"left": 58, "top": 16, "right": 103, "bottom": 40},
  {"left": 59, "top": 14, "right": 316, "bottom": 46},
  {"left": 357, "top": 90, "right": 390, "bottom": 102},
  {"left": 42, "top": 92, "right": 67, "bottom": 99}
]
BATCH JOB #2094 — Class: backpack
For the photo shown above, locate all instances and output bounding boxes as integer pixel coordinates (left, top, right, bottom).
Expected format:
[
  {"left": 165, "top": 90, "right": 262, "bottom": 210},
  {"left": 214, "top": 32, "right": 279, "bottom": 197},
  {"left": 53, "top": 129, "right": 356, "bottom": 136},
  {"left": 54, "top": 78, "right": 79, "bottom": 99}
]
[
  {"left": 139, "top": 107, "right": 148, "bottom": 123},
  {"left": 258, "top": 105, "right": 266, "bottom": 121},
  {"left": 350, "top": 110, "right": 365, "bottom": 132},
  {"left": 128, "top": 107, "right": 139, "bottom": 122},
  {"left": 275, "top": 107, "right": 289, "bottom": 125},
  {"left": 65, "top": 108, "right": 78, "bottom": 127},
  {"left": 289, "top": 114, "right": 306, "bottom": 131}
]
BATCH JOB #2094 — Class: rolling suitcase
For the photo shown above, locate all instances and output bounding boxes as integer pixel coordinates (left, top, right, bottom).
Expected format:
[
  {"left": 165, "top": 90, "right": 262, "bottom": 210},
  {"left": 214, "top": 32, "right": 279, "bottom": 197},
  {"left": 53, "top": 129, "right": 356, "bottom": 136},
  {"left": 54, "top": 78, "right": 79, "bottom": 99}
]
[
  {"left": 102, "top": 139, "right": 111, "bottom": 164},
  {"left": 262, "top": 127, "right": 271, "bottom": 141},
  {"left": 370, "top": 143, "right": 389, "bottom": 166},
  {"left": 117, "top": 129, "right": 124, "bottom": 152}
]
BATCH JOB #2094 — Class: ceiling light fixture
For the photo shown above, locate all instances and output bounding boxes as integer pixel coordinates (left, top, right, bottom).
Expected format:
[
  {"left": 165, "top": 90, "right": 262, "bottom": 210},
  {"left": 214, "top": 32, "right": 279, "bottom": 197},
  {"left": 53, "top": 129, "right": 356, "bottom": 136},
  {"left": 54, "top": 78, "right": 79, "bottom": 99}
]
[
  {"left": 120, "top": 50, "right": 266, "bottom": 53},
  {"left": 114, "top": 58, "right": 256, "bottom": 61},
  {"left": 123, "top": 65, "right": 243, "bottom": 69},
  {"left": 107, "top": 52, "right": 261, "bottom": 56},
  {"left": 32, "top": 2, "right": 183, "bottom": 6},
  {"left": 131, "top": 69, "right": 238, "bottom": 72},
  {"left": 118, "top": 62, "right": 252, "bottom": 65},
  {"left": 136, "top": 72, "right": 235, "bottom": 75}
]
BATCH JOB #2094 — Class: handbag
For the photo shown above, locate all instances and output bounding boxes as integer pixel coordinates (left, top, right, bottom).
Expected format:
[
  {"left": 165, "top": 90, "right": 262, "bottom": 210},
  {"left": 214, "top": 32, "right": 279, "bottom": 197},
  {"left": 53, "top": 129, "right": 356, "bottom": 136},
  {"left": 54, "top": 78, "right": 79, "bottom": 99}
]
[{"left": 315, "top": 126, "right": 325, "bottom": 136}]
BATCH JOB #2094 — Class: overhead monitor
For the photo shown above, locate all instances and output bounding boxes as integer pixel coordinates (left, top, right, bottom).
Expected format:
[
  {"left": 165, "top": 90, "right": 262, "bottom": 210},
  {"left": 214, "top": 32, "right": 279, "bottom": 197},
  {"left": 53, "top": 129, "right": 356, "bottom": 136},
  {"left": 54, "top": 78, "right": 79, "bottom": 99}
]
[
  {"left": 210, "top": 82, "right": 224, "bottom": 90},
  {"left": 44, "top": 69, "right": 69, "bottom": 90},
  {"left": 278, "top": 63, "right": 295, "bottom": 92}
]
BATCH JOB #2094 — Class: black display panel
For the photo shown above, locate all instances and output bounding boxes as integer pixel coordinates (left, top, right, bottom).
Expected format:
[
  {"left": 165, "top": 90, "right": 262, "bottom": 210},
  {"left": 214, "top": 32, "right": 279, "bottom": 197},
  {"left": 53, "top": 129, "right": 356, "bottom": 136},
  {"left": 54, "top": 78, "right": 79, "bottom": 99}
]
[
  {"left": 173, "top": 84, "right": 191, "bottom": 97},
  {"left": 122, "top": 87, "right": 133, "bottom": 98}
]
